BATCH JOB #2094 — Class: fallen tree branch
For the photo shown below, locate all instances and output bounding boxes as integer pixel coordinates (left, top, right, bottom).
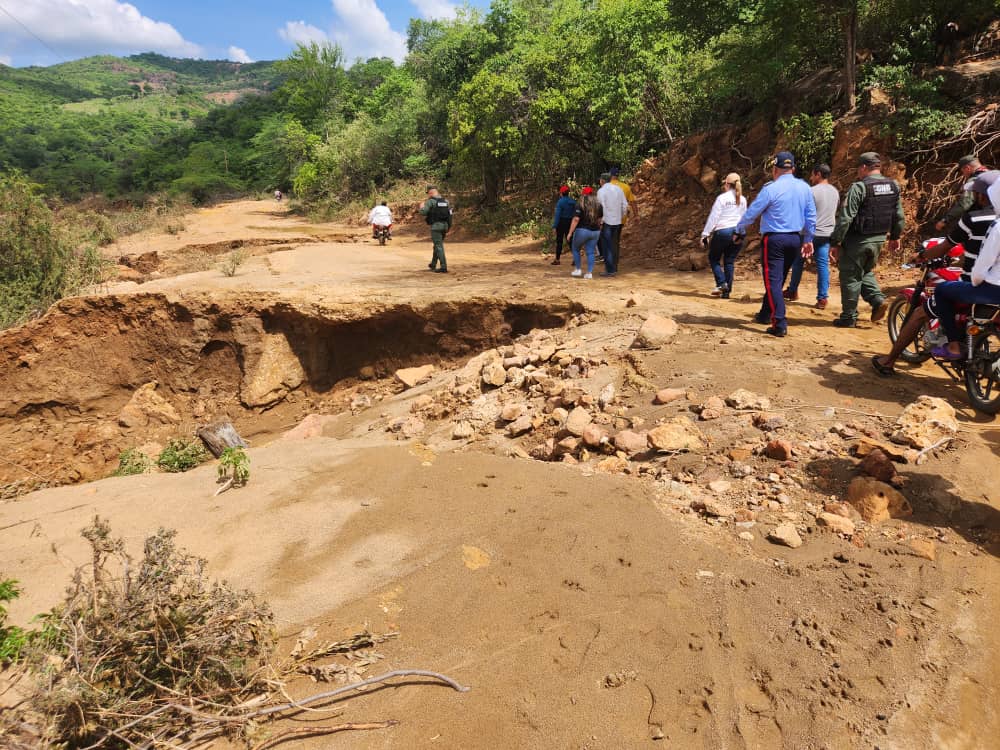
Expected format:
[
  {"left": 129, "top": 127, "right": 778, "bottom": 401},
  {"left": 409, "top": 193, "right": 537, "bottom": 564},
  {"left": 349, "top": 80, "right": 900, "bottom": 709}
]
[{"left": 249, "top": 721, "right": 398, "bottom": 750}]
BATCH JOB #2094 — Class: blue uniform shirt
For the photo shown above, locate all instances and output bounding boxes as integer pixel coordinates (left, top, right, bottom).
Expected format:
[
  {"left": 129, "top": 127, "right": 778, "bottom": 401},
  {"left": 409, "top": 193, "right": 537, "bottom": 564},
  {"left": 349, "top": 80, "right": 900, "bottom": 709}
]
[
  {"left": 553, "top": 196, "right": 577, "bottom": 227},
  {"left": 736, "top": 173, "right": 817, "bottom": 243}
]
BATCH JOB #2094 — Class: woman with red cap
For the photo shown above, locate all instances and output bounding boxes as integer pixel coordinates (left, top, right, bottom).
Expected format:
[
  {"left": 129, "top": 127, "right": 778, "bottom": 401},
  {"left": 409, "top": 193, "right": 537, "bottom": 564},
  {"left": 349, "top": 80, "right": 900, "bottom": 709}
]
[
  {"left": 551, "top": 185, "right": 577, "bottom": 265},
  {"left": 566, "top": 186, "right": 603, "bottom": 279}
]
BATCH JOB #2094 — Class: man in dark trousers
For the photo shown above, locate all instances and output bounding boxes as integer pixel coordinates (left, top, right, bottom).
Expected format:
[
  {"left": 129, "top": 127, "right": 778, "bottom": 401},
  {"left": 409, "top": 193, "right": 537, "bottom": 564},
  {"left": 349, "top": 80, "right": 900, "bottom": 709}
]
[
  {"left": 830, "top": 152, "right": 905, "bottom": 327},
  {"left": 735, "top": 151, "right": 816, "bottom": 337},
  {"left": 420, "top": 185, "right": 452, "bottom": 273}
]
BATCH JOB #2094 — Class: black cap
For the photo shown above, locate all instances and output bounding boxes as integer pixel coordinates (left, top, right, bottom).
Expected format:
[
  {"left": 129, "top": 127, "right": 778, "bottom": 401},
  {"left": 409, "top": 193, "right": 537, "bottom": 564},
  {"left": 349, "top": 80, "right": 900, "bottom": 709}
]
[
  {"left": 774, "top": 151, "right": 795, "bottom": 169},
  {"left": 859, "top": 152, "right": 881, "bottom": 167},
  {"left": 958, "top": 155, "right": 978, "bottom": 168}
]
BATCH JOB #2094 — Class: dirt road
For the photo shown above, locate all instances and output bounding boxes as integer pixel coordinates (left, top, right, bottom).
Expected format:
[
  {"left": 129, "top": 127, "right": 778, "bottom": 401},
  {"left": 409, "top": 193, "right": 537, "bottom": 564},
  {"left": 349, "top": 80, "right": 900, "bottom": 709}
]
[{"left": 1, "top": 200, "right": 997, "bottom": 749}]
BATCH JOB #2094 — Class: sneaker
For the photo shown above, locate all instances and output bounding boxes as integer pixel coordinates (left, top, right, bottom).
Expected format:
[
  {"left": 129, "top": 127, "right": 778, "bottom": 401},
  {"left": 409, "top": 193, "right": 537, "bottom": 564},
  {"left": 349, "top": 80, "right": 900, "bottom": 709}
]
[
  {"left": 833, "top": 318, "right": 857, "bottom": 328},
  {"left": 571, "top": 268, "right": 582, "bottom": 277},
  {"left": 551, "top": 259, "right": 560, "bottom": 265},
  {"left": 710, "top": 286, "right": 723, "bottom": 296},
  {"left": 815, "top": 298, "right": 828, "bottom": 310},
  {"left": 871, "top": 299, "right": 890, "bottom": 323},
  {"left": 584, "top": 273, "right": 593, "bottom": 279},
  {"left": 600, "top": 271, "right": 616, "bottom": 277},
  {"left": 720, "top": 292, "right": 730, "bottom": 299},
  {"left": 765, "top": 326, "right": 787, "bottom": 337},
  {"left": 783, "top": 289, "right": 798, "bottom": 301}
]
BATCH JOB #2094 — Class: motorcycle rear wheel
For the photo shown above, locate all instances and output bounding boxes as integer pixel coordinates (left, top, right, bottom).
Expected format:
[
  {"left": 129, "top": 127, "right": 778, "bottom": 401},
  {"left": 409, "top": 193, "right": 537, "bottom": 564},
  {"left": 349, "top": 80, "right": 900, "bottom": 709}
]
[
  {"left": 379, "top": 231, "right": 386, "bottom": 246},
  {"left": 964, "top": 327, "right": 1000, "bottom": 414},
  {"left": 887, "top": 297, "right": 932, "bottom": 363}
]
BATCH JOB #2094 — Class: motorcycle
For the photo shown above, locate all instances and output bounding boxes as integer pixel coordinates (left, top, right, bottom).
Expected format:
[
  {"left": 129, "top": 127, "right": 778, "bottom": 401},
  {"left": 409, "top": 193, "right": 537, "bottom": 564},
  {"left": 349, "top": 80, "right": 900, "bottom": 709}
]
[
  {"left": 887, "top": 237, "right": 1000, "bottom": 414},
  {"left": 374, "top": 225, "right": 391, "bottom": 246}
]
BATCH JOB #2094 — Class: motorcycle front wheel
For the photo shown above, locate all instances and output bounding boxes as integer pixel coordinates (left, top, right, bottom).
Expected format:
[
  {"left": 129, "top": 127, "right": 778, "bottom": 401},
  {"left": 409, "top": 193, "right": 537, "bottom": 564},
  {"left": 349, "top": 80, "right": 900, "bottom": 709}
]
[
  {"left": 887, "top": 297, "right": 932, "bottom": 363},
  {"left": 964, "top": 327, "right": 1000, "bottom": 414}
]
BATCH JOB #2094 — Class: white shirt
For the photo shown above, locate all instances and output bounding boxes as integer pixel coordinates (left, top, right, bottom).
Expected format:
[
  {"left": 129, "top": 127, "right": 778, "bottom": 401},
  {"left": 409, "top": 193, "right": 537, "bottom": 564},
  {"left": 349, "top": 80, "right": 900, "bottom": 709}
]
[
  {"left": 701, "top": 189, "right": 747, "bottom": 237},
  {"left": 369, "top": 205, "right": 393, "bottom": 225},
  {"left": 971, "top": 219, "right": 1000, "bottom": 286},
  {"left": 597, "top": 182, "right": 628, "bottom": 226}
]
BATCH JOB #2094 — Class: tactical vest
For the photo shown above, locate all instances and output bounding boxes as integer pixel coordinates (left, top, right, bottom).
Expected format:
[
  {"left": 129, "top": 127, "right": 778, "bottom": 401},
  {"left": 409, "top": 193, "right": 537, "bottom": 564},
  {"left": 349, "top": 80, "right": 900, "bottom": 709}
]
[
  {"left": 852, "top": 175, "right": 899, "bottom": 235},
  {"left": 426, "top": 197, "right": 451, "bottom": 224}
]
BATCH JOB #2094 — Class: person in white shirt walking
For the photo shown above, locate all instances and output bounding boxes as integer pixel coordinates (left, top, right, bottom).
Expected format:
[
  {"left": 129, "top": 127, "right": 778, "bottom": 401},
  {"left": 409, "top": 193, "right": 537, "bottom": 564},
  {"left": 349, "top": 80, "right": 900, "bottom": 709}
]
[
  {"left": 597, "top": 173, "right": 628, "bottom": 276},
  {"left": 701, "top": 172, "right": 748, "bottom": 299},
  {"left": 368, "top": 201, "right": 393, "bottom": 239}
]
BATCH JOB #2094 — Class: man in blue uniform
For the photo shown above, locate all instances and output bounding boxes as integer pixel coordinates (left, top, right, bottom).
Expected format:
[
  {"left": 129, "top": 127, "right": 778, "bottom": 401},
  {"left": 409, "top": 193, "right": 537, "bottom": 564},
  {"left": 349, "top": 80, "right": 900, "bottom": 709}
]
[{"left": 735, "top": 152, "right": 817, "bottom": 337}]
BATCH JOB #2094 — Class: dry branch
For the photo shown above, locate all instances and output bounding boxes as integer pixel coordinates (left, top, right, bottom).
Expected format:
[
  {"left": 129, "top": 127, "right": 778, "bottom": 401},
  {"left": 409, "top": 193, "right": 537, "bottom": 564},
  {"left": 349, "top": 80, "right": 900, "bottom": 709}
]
[{"left": 249, "top": 721, "right": 398, "bottom": 750}]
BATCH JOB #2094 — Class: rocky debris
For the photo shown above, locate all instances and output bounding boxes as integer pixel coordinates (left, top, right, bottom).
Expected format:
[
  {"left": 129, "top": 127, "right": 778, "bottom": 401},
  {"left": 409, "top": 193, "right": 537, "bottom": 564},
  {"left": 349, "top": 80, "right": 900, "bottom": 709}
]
[
  {"left": 395, "top": 364, "right": 435, "bottom": 389},
  {"left": 388, "top": 416, "right": 425, "bottom": 439},
  {"left": 654, "top": 388, "right": 686, "bottom": 405},
  {"left": 118, "top": 382, "right": 181, "bottom": 428},
  {"left": 451, "top": 421, "right": 475, "bottom": 440},
  {"left": 907, "top": 538, "right": 936, "bottom": 561},
  {"left": 282, "top": 414, "right": 337, "bottom": 440},
  {"left": 891, "top": 395, "right": 958, "bottom": 450},
  {"left": 596, "top": 456, "right": 629, "bottom": 474},
  {"left": 350, "top": 394, "right": 372, "bottom": 412},
  {"left": 854, "top": 436, "right": 913, "bottom": 463},
  {"left": 482, "top": 361, "right": 508, "bottom": 388},
  {"left": 698, "top": 396, "right": 726, "bottom": 421},
  {"left": 507, "top": 415, "right": 534, "bottom": 437},
  {"left": 241, "top": 332, "right": 306, "bottom": 408},
  {"left": 565, "top": 406, "right": 592, "bottom": 437},
  {"left": 764, "top": 440, "right": 794, "bottom": 461},
  {"left": 500, "top": 403, "right": 526, "bottom": 422},
  {"left": 768, "top": 523, "right": 803, "bottom": 549},
  {"left": 647, "top": 418, "right": 704, "bottom": 452},
  {"left": 692, "top": 497, "right": 734, "bottom": 517},
  {"left": 614, "top": 430, "right": 649, "bottom": 456},
  {"left": 817, "top": 512, "right": 856, "bottom": 536},
  {"left": 582, "top": 424, "right": 610, "bottom": 448},
  {"left": 625, "top": 292, "right": 643, "bottom": 308},
  {"left": 859, "top": 448, "right": 896, "bottom": 482},
  {"left": 673, "top": 251, "right": 710, "bottom": 272},
  {"left": 738, "top": 531, "right": 755, "bottom": 542},
  {"left": 846, "top": 476, "right": 912, "bottom": 523},
  {"left": 598, "top": 383, "right": 616, "bottom": 409},
  {"left": 753, "top": 413, "right": 786, "bottom": 431},
  {"left": 726, "top": 389, "right": 771, "bottom": 411},
  {"left": 707, "top": 479, "right": 732, "bottom": 495},
  {"left": 632, "top": 314, "right": 678, "bottom": 349}
]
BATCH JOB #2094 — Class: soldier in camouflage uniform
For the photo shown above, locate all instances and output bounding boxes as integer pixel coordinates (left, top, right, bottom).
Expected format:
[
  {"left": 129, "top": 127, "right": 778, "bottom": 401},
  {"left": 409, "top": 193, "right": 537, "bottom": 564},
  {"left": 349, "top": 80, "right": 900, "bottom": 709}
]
[{"left": 420, "top": 185, "right": 453, "bottom": 274}]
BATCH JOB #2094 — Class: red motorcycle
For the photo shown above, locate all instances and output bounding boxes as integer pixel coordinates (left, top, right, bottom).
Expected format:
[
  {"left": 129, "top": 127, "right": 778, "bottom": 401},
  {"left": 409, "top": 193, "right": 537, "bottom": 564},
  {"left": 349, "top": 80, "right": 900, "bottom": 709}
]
[{"left": 887, "top": 237, "right": 1000, "bottom": 413}]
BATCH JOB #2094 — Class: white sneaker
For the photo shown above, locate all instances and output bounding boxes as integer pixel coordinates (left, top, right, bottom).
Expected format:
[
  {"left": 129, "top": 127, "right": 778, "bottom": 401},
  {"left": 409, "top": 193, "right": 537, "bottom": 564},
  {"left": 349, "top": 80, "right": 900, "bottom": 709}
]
[
  {"left": 710, "top": 286, "right": 723, "bottom": 296},
  {"left": 571, "top": 268, "right": 582, "bottom": 277},
  {"left": 584, "top": 273, "right": 593, "bottom": 279}
]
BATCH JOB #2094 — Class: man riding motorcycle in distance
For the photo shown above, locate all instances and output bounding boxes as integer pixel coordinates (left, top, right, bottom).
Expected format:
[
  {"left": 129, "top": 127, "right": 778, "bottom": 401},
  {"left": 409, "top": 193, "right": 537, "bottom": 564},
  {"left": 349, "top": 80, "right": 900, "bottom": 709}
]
[
  {"left": 871, "top": 169, "right": 1000, "bottom": 376},
  {"left": 369, "top": 200, "right": 393, "bottom": 239}
]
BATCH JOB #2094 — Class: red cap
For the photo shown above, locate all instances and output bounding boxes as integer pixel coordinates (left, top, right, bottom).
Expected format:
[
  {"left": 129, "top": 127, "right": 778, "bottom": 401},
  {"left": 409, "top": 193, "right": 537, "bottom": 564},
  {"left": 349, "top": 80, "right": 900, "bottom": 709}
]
[
  {"left": 581, "top": 186, "right": 594, "bottom": 195},
  {"left": 559, "top": 185, "right": 569, "bottom": 194}
]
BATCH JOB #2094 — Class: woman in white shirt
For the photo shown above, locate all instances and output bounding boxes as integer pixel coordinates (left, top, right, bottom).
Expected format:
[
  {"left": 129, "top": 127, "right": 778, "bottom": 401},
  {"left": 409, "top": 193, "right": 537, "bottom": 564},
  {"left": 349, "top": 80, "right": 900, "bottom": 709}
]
[{"left": 700, "top": 173, "right": 747, "bottom": 299}]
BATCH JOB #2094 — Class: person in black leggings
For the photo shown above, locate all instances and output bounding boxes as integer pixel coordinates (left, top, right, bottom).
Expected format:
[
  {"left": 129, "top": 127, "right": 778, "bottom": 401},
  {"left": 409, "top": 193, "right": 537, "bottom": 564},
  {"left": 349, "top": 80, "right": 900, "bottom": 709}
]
[{"left": 551, "top": 185, "right": 577, "bottom": 265}]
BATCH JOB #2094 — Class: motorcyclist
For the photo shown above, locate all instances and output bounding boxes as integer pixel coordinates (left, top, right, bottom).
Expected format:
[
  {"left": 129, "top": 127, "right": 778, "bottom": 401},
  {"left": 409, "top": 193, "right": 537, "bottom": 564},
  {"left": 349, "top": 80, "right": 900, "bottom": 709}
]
[
  {"left": 274, "top": 189, "right": 282, "bottom": 201},
  {"left": 871, "top": 170, "right": 999, "bottom": 376},
  {"left": 369, "top": 201, "right": 393, "bottom": 239}
]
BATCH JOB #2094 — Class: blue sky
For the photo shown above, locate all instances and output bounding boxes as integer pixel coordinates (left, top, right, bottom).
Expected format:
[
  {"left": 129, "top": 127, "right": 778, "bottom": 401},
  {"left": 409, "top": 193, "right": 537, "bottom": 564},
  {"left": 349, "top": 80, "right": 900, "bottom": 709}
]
[{"left": 0, "top": 0, "right": 488, "bottom": 68}]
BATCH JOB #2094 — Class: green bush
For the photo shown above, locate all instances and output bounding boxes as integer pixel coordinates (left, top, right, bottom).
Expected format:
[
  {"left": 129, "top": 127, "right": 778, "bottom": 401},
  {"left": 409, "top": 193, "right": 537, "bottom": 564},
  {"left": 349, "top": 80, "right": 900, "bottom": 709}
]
[
  {"left": 0, "top": 578, "right": 28, "bottom": 664},
  {"left": 779, "top": 112, "right": 835, "bottom": 172},
  {"left": 157, "top": 438, "right": 209, "bottom": 473},
  {"left": 218, "top": 447, "right": 250, "bottom": 488},
  {"left": 860, "top": 64, "right": 965, "bottom": 150},
  {"left": 112, "top": 448, "right": 151, "bottom": 477}
]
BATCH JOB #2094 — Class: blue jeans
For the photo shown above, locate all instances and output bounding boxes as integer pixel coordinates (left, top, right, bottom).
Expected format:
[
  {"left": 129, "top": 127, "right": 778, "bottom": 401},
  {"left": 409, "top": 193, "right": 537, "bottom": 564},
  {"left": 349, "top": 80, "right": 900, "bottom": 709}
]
[
  {"left": 787, "top": 236, "right": 831, "bottom": 300},
  {"left": 708, "top": 228, "right": 742, "bottom": 291},
  {"left": 757, "top": 232, "right": 802, "bottom": 332},
  {"left": 934, "top": 280, "right": 1000, "bottom": 342},
  {"left": 600, "top": 223, "right": 622, "bottom": 273},
  {"left": 571, "top": 227, "right": 600, "bottom": 273}
]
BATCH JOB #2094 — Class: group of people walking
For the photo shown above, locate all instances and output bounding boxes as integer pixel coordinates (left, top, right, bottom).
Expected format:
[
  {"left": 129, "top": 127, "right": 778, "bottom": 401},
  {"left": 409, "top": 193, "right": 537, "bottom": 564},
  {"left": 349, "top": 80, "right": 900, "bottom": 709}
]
[{"left": 550, "top": 169, "right": 637, "bottom": 278}]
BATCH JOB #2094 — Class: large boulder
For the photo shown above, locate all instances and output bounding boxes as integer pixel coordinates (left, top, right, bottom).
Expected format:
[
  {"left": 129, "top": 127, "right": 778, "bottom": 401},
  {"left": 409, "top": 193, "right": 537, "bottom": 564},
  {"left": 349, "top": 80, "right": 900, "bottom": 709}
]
[
  {"left": 118, "top": 382, "right": 180, "bottom": 428},
  {"left": 647, "top": 417, "right": 704, "bottom": 452},
  {"left": 890, "top": 395, "right": 958, "bottom": 450},
  {"left": 241, "top": 332, "right": 306, "bottom": 408},
  {"left": 632, "top": 314, "right": 679, "bottom": 349},
  {"left": 846, "top": 476, "right": 912, "bottom": 523}
]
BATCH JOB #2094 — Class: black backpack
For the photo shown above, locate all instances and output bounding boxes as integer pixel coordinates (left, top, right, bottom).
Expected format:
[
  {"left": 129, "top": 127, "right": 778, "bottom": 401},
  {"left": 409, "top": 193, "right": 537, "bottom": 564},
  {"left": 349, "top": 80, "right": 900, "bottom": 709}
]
[{"left": 426, "top": 197, "right": 451, "bottom": 224}]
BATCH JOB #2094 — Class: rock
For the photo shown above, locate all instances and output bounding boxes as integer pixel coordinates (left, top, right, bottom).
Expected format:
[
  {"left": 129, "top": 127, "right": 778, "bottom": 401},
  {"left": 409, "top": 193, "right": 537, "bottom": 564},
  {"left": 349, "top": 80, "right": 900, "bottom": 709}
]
[
  {"left": 451, "top": 421, "right": 475, "bottom": 439},
  {"left": 241, "top": 332, "right": 306, "bottom": 408},
  {"left": 817, "top": 512, "right": 856, "bottom": 536},
  {"left": 596, "top": 456, "right": 630, "bottom": 474},
  {"left": 846, "top": 476, "right": 912, "bottom": 523},
  {"left": 728, "top": 447, "right": 753, "bottom": 462},
  {"left": 561, "top": 387, "right": 585, "bottom": 406},
  {"left": 907, "top": 538, "right": 936, "bottom": 561},
  {"left": 503, "top": 356, "right": 528, "bottom": 369},
  {"left": 358, "top": 365, "right": 377, "bottom": 380},
  {"left": 625, "top": 292, "right": 643, "bottom": 308},
  {"left": 854, "top": 437, "right": 910, "bottom": 462},
  {"left": 282, "top": 414, "right": 337, "bottom": 440},
  {"left": 632, "top": 314, "right": 679, "bottom": 349},
  {"left": 410, "top": 394, "right": 434, "bottom": 412},
  {"left": 738, "top": 531, "right": 755, "bottom": 542},
  {"left": 654, "top": 388, "right": 686, "bottom": 405},
  {"left": 752, "top": 413, "right": 786, "bottom": 431},
  {"left": 768, "top": 523, "right": 803, "bottom": 549},
  {"left": 551, "top": 407, "right": 569, "bottom": 425},
  {"left": 860, "top": 448, "right": 896, "bottom": 482},
  {"left": 708, "top": 479, "right": 732, "bottom": 494},
  {"left": 118, "top": 382, "right": 181, "bottom": 428},
  {"left": 891, "top": 395, "right": 958, "bottom": 449},
  {"left": 507, "top": 415, "right": 534, "bottom": 437},
  {"left": 555, "top": 436, "right": 581, "bottom": 455},
  {"left": 698, "top": 396, "right": 726, "bottom": 421},
  {"left": 598, "top": 383, "right": 616, "bottom": 409},
  {"left": 400, "top": 416, "right": 426, "bottom": 439},
  {"left": 702, "top": 497, "right": 734, "bottom": 517},
  {"left": 647, "top": 418, "right": 704, "bottom": 452},
  {"left": 582, "top": 423, "right": 610, "bottom": 448},
  {"left": 765, "top": 440, "right": 794, "bottom": 461},
  {"left": 500, "top": 403, "right": 526, "bottom": 422},
  {"left": 726, "top": 389, "right": 772, "bottom": 411},
  {"left": 395, "top": 364, "right": 435, "bottom": 389},
  {"left": 565, "top": 406, "right": 592, "bottom": 437},
  {"left": 350, "top": 394, "right": 372, "bottom": 411},
  {"left": 482, "top": 361, "right": 508, "bottom": 388},
  {"left": 614, "top": 429, "right": 649, "bottom": 455}
]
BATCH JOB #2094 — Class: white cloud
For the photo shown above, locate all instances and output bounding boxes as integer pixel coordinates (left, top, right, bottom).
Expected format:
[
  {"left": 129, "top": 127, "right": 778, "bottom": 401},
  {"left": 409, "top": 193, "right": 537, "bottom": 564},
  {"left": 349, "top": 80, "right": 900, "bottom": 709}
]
[
  {"left": 279, "top": 1, "right": 407, "bottom": 63},
  {"left": 278, "top": 20, "right": 330, "bottom": 47},
  {"left": 0, "top": 0, "right": 201, "bottom": 60},
  {"left": 410, "top": 0, "right": 459, "bottom": 20},
  {"left": 228, "top": 45, "right": 253, "bottom": 63},
  {"left": 0, "top": 54, "right": 11, "bottom": 66}
]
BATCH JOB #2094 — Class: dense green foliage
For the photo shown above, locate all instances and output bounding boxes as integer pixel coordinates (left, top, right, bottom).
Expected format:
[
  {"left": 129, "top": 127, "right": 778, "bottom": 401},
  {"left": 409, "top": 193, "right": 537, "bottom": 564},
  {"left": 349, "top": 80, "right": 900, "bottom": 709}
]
[
  {"left": 156, "top": 439, "right": 209, "bottom": 473},
  {"left": 0, "top": 578, "right": 28, "bottom": 664},
  {"left": 0, "top": 0, "right": 992, "bottom": 207}
]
